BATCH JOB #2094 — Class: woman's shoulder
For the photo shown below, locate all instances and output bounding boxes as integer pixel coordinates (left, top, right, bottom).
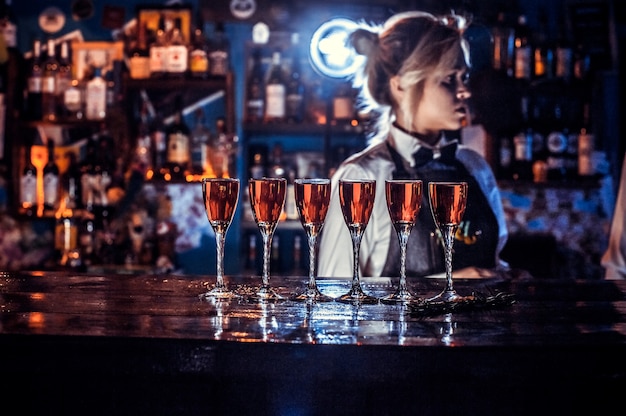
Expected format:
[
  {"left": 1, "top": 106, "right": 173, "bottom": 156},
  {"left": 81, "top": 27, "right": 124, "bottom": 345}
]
[
  {"left": 334, "top": 141, "right": 395, "bottom": 179},
  {"left": 456, "top": 144, "right": 491, "bottom": 168}
]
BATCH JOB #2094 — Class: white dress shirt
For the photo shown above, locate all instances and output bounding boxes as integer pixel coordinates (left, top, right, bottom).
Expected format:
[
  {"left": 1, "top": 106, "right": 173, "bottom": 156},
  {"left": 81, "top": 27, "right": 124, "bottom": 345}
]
[{"left": 317, "top": 124, "right": 508, "bottom": 278}]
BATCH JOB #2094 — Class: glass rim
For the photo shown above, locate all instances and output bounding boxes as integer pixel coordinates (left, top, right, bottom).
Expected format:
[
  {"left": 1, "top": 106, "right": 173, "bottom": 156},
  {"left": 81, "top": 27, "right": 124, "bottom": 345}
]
[
  {"left": 201, "top": 177, "right": 239, "bottom": 183},
  {"left": 385, "top": 179, "right": 423, "bottom": 183},
  {"left": 338, "top": 178, "right": 376, "bottom": 184},
  {"left": 249, "top": 177, "right": 287, "bottom": 183},
  {"left": 428, "top": 181, "right": 468, "bottom": 186},
  {"left": 294, "top": 178, "right": 330, "bottom": 184}
]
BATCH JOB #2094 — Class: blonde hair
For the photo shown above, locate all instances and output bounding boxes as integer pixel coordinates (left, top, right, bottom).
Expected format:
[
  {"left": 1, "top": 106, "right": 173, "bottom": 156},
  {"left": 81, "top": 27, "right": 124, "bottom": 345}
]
[{"left": 349, "top": 11, "right": 470, "bottom": 143}]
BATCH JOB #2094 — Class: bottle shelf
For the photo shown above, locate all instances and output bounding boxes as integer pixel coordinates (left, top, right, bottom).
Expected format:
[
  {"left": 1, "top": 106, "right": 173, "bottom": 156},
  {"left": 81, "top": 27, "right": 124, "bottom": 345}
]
[
  {"left": 123, "top": 75, "right": 229, "bottom": 91},
  {"left": 243, "top": 122, "right": 365, "bottom": 136}
]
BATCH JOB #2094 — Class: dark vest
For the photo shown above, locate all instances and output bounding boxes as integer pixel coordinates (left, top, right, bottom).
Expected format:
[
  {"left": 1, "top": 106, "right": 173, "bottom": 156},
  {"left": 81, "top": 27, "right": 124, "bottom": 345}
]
[{"left": 382, "top": 143, "right": 499, "bottom": 277}]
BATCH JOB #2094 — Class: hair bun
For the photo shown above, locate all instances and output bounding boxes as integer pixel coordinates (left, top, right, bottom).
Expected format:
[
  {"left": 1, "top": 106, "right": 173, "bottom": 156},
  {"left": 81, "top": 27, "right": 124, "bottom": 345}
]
[{"left": 350, "top": 28, "right": 378, "bottom": 56}]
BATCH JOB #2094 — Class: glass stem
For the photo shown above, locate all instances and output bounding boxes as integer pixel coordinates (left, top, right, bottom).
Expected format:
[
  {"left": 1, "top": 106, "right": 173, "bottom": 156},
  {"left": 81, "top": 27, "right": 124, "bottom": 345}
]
[
  {"left": 398, "top": 230, "right": 409, "bottom": 291},
  {"left": 261, "top": 232, "right": 272, "bottom": 288},
  {"left": 215, "top": 231, "right": 226, "bottom": 290},
  {"left": 307, "top": 233, "right": 317, "bottom": 291},
  {"left": 442, "top": 225, "right": 456, "bottom": 295},
  {"left": 350, "top": 230, "right": 363, "bottom": 293}
]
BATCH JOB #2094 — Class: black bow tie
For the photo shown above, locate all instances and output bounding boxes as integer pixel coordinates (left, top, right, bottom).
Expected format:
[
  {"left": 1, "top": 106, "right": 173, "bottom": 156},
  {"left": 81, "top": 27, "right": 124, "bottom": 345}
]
[{"left": 412, "top": 142, "right": 458, "bottom": 168}]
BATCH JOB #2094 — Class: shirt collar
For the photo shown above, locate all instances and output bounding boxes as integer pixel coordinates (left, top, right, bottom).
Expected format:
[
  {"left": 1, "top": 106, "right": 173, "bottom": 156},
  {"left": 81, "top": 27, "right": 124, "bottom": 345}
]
[{"left": 390, "top": 123, "right": 455, "bottom": 167}]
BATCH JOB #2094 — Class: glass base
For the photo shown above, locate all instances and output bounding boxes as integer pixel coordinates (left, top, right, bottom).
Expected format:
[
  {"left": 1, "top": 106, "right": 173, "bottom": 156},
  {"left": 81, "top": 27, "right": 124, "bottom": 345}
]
[
  {"left": 200, "top": 286, "right": 239, "bottom": 300},
  {"left": 426, "top": 289, "right": 464, "bottom": 304},
  {"left": 336, "top": 287, "right": 379, "bottom": 305},
  {"left": 292, "top": 287, "right": 334, "bottom": 303},
  {"left": 248, "top": 286, "right": 285, "bottom": 302},
  {"left": 380, "top": 288, "right": 417, "bottom": 305}
]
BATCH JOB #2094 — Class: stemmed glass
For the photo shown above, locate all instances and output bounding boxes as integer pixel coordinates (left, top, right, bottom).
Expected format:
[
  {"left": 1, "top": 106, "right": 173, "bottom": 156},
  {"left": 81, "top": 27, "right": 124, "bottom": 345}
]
[
  {"left": 337, "top": 179, "right": 378, "bottom": 304},
  {"left": 381, "top": 179, "right": 422, "bottom": 304},
  {"left": 201, "top": 177, "right": 239, "bottom": 299},
  {"left": 428, "top": 181, "right": 468, "bottom": 303},
  {"left": 293, "top": 178, "right": 333, "bottom": 302},
  {"left": 248, "top": 178, "right": 287, "bottom": 301}
]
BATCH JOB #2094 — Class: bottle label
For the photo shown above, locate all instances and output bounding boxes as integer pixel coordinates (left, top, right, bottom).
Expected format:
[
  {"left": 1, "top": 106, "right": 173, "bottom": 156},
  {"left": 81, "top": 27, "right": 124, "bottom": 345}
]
[
  {"left": 556, "top": 48, "right": 572, "bottom": 78},
  {"left": 167, "top": 45, "right": 188, "bottom": 73},
  {"left": 578, "top": 132, "right": 594, "bottom": 176},
  {"left": 266, "top": 84, "right": 285, "bottom": 118},
  {"left": 20, "top": 173, "right": 37, "bottom": 205},
  {"left": 129, "top": 56, "right": 151, "bottom": 79},
  {"left": 167, "top": 132, "right": 190, "bottom": 164},
  {"left": 64, "top": 87, "right": 82, "bottom": 112},
  {"left": 515, "top": 47, "right": 532, "bottom": 79},
  {"left": 149, "top": 46, "right": 167, "bottom": 74},
  {"left": 513, "top": 133, "right": 532, "bottom": 161},
  {"left": 189, "top": 50, "right": 209, "bottom": 74},
  {"left": 43, "top": 172, "right": 59, "bottom": 206},
  {"left": 85, "top": 80, "right": 106, "bottom": 120},
  {"left": 209, "top": 51, "right": 228, "bottom": 75},
  {"left": 42, "top": 76, "right": 55, "bottom": 94},
  {"left": 547, "top": 132, "right": 568, "bottom": 153},
  {"left": 28, "top": 76, "right": 42, "bottom": 93}
]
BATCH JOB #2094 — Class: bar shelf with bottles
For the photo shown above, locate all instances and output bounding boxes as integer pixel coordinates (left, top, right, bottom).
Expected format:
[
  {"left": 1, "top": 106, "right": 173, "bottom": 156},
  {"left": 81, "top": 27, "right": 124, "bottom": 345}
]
[
  {"left": 123, "top": 8, "right": 236, "bottom": 185},
  {"left": 485, "top": 7, "right": 613, "bottom": 188}
]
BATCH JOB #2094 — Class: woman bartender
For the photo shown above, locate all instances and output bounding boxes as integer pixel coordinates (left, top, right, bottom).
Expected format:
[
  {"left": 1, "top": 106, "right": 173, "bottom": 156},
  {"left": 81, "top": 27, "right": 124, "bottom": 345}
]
[{"left": 317, "top": 11, "right": 508, "bottom": 278}]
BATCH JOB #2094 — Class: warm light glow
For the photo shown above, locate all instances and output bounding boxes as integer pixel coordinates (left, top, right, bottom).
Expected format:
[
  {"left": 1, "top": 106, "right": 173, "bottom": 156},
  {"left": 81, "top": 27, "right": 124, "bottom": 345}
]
[{"left": 310, "top": 18, "right": 365, "bottom": 78}]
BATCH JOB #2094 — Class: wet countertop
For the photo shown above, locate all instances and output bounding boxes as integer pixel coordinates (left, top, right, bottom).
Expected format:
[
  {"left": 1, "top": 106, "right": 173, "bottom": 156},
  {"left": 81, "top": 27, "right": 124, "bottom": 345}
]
[
  {"left": 1, "top": 271, "right": 625, "bottom": 346},
  {"left": 1, "top": 271, "right": 625, "bottom": 415}
]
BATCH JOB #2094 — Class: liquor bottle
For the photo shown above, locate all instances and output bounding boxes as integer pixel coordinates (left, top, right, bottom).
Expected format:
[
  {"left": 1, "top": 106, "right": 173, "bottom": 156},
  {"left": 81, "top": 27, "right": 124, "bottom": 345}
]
[
  {"left": 211, "top": 116, "right": 234, "bottom": 178},
  {"left": 56, "top": 41, "right": 72, "bottom": 118},
  {"left": 165, "top": 95, "right": 190, "bottom": 179},
  {"left": 26, "top": 39, "right": 43, "bottom": 120},
  {"left": 208, "top": 21, "right": 229, "bottom": 76},
  {"left": 79, "top": 134, "right": 97, "bottom": 212},
  {"left": 554, "top": 18, "right": 573, "bottom": 81},
  {"left": 264, "top": 50, "right": 286, "bottom": 123},
  {"left": 532, "top": 19, "right": 553, "bottom": 80},
  {"left": 134, "top": 102, "right": 153, "bottom": 178},
  {"left": 512, "top": 95, "right": 533, "bottom": 181},
  {"left": 149, "top": 14, "right": 168, "bottom": 78},
  {"left": 578, "top": 103, "right": 594, "bottom": 177},
  {"left": 166, "top": 17, "right": 188, "bottom": 78},
  {"left": 128, "top": 23, "right": 150, "bottom": 79},
  {"left": 150, "top": 111, "right": 167, "bottom": 180},
  {"left": 55, "top": 175, "right": 80, "bottom": 268},
  {"left": 93, "top": 131, "right": 115, "bottom": 216},
  {"left": 85, "top": 67, "right": 106, "bottom": 120},
  {"left": 245, "top": 47, "right": 265, "bottom": 124},
  {"left": 514, "top": 15, "right": 532, "bottom": 81},
  {"left": 333, "top": 82, "right": 355, "bottom": 125},
  {"left": 190, "top": 108, "right": 211, "bottom": 175},
  {"left": 20, "top": 145, "right": 37, "bottom": 216},
  {"left": 268, "top": 143, "right": 286, "bottom": 178},
  {"left": 63, "top": 78, "right": 83, "bottom": 121},
  {"left": 491, "top": 11, "right": 514, "bottom": 76},
  {"left": 42, "top": 38, "right": 59, "bottom": 122},
  {"left": 285, "top": 33, "right": 305, "bottom": 124},
  {"left": 189, "top": 16, "right": 209, "bottom": 79},
  {"left": 498, "top": 136, "right": 513, "bottom": 180},
  {"left": 285, "top": 168, "right": 298, "bottom": 220},
  {"left": 545, "top": 104, "right": 568, "bottom": 181},
  {"left": 78, "top": 201, "right": 96, "bottom": 268},
  {"left": 43, "top": 139, "right": 60, "bottom": 213},
  {"left": 249, "top": 151, "right": 265, "bottom": 179}
]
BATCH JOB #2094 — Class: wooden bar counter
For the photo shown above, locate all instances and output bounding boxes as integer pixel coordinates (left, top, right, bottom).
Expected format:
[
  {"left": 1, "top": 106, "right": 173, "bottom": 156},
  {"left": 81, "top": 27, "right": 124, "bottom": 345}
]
[{"left": 1, "top": 271, "right": 625, "bottom": 415}]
